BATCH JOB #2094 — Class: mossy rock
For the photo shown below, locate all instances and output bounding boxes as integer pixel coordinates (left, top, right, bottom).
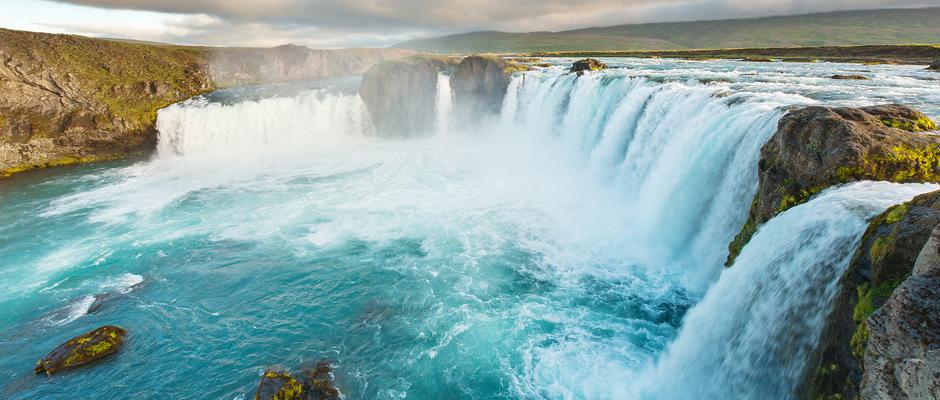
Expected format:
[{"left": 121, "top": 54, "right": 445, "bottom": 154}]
[
  {"left": 727, "top": 104, "right": 940, "bottom": 266},
  {"left": 34, "top": 325, "right": 127, "bottom": 375},
  {"left": 801, "top": 190, "right": 940, "bottom": 400},
  {"left": 256, "top": 368, "right": 304, "bottom": 400}
]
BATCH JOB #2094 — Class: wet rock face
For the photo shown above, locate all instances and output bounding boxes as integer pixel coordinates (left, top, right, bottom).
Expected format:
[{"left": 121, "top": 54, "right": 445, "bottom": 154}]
[
  {"left": 804, "top": 191, "right": 940, "bottom": 400},
  {"left": 451, "top": 55, "right": 525, "bottom": 124},
  {"left": 862, "top": 224, "right": 940, "bottom": 400},
  {"left": 727, "top": 104, "right": 940, "bottom": 265},
  {"left": 569, "top": 58, "right": 608, "bottom": 75},
  {"left": 359, "top": 55, "right": 460, "bottom": 137},
  {"left": 34, "top": 325, "right": 126, "bottom": 375}
]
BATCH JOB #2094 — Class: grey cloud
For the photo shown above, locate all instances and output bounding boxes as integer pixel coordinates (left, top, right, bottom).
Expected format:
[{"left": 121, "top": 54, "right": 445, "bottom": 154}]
[{"left": 48, "top": 0, "right": 940, "bottom": 47}]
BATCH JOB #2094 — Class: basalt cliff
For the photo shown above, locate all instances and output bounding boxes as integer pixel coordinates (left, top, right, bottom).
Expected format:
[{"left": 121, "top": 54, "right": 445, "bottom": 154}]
[{"left": 0, "top": 28, "right": 411, "bottom": 178}]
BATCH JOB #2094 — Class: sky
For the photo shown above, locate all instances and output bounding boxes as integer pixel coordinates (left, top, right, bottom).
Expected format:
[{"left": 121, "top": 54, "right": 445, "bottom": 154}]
[{"left": 0, "top": 0, "right": 937, "bottom": 48}]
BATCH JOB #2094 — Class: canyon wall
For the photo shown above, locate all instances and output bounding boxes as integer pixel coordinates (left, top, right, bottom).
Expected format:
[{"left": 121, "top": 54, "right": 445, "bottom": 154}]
[{"left": 0, "top": 28, "right": 411, "bottom": 177}]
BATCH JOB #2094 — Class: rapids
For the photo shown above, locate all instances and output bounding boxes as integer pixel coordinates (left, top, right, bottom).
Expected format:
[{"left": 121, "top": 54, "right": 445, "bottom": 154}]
[{"left": 1, "top": 58, "right": 938, "bottom": 399}]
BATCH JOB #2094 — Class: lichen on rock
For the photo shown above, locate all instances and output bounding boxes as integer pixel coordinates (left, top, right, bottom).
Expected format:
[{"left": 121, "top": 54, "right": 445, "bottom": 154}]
[
  {"left": 34, "top": 325, "right": 127, "bottom": 375},
  {"left": 727, "top": 104, "right": 940, "bottom": 266},
  {"left": 255, "top": 362, "right": 341, "bottom": 400},
  {"left": 256, "top": 367, "right": 305, "bottom": 400}
]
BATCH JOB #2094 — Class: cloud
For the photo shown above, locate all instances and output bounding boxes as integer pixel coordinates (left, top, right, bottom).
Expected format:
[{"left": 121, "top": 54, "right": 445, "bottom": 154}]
[{"left": 35, "top": 0, "right": 940, "bottom": 47}]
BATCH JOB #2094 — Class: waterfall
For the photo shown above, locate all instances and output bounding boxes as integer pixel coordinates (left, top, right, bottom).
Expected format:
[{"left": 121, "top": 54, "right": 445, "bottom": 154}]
[
  {"left": 156, "top": 88, "right": 370, "bottom": 157},
  {"left": 436, "top": 72, "right": 455, "bottom": 135},
  {"left": 633, "top": 181, "right": 939, "bottom": 399},
  {"left": 142, "top": 69, "right": 936, "bottom": 399},
  {"left": 497, "top": 72, "right": 787, "bottom": 288}
]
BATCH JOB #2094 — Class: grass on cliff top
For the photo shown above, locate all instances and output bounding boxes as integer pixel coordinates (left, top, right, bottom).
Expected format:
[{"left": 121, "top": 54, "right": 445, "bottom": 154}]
[
  {"left": 396, "top": 7, "right": 940, "bottom": 55},
  {"left": 0, "top": 28, "right": 212, "bottom": 132}
]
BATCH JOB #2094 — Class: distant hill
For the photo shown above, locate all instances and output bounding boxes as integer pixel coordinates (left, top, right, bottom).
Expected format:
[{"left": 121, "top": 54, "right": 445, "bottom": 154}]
[{"left": 395, "top": 7, "right": 940, "bottom": 53}]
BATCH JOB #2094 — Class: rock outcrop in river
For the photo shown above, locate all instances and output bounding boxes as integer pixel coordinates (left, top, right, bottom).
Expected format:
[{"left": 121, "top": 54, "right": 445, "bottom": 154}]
[
  {"left": 0, "top": 28, "right": 411, "bottom": 178},
  {"left": 34, "top": 325, "right": 127, "bottom": 375},
  {"left": 804, "top": 191, "right": 940, "bottom": 399},
  {"left": 451, "top": 55, "right": 528, "bottom": 125},
  {"left": 359, "top": 54, "right": 526, "bottom": 136},
  {"left": 359, "top": 55, "right": 459, "bottom": 137},
  {"left": 255, "top": 362, "right": 340, "bottom": 400},
  {"left": 727, "top": 104, "right": 940, "bottom": 265}
]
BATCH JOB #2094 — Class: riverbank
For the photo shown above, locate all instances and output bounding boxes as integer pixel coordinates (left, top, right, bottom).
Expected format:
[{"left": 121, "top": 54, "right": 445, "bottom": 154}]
[{"left": 519, "top": 44, "right": 940, "bottom": 65}]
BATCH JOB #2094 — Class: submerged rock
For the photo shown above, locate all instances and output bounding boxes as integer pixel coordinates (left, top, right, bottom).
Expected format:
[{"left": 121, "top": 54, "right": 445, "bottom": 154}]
[
  {"left": 34, "top": 325, "right": 126, "bottom": 375},
  {"left": 256, "top": 367, "right": 304, "bottom": 400},
  {"left": 804, "top": 191, "right": 940, "bottom": 399},
  {"left": 741, "top": 57, "right": 774, "bottom": 62},
  {"left": 726, "top": 104, "right": 940, "bottom": 265},
  {"left": 832, "top": 74, "right": 871, "bottom": 80},
  {"left": 359, "top": 55, "right": 460, "bottom": 137},
  {"left": 569, "top": 58, "right": 608, "bottom": 75}
]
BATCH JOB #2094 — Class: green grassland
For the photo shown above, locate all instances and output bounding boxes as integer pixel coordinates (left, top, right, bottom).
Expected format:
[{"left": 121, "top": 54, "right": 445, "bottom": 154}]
[{"left": 396, "top": 7, "right": 940, "bottom": 54}]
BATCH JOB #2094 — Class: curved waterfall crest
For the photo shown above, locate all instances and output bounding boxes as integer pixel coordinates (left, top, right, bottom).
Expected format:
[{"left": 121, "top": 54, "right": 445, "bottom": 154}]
[{"left": 140, "top": 69, "right": 938, "bottom": 399}]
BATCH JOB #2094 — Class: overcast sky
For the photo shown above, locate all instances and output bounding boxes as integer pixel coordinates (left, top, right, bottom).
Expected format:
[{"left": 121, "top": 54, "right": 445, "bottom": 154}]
[{"left": 1, "top": 0, "right": 937, "bottom": 48}]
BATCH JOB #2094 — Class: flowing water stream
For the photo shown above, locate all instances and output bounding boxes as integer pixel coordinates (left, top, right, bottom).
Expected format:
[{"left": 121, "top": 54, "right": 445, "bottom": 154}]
[{"left": 1, "top": 59, "right": 938, "bottom": 399}]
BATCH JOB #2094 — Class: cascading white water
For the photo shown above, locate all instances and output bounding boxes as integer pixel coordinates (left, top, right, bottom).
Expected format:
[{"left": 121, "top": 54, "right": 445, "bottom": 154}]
[
  {"left": 156, "top": 89, "right": 370, "bottom": 157},
  {"left": 632, "top": 181, "right": 939, "bottom": 399},
  {"left": 132, "top": 66, "right": 937, "bottom": 399},
  {"left": 436, "top": 72, "right": 455, "bottom": 135},
  {"left": 498, "top": 72, "right": 787, "bottom": 288}
]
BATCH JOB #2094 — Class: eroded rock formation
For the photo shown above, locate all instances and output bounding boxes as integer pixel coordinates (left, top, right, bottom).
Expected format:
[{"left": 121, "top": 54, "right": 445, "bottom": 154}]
[
  {"left": 727, "top": 104, "right": 940, "bottom": 265},
  {"left": 358, "top": 55, "right": 460, "bottom": 137},
  {"left": 452, "top": 55, "right": 528, "bottom": 124}
]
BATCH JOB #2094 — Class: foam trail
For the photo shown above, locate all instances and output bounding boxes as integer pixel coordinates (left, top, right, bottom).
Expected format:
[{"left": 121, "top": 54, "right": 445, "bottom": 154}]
[
  {"left": 634, "top": 181, "right": 940, "bottom": 400},
  {"left": 156, "top": 89, "right": 370, "bottom": 157}
]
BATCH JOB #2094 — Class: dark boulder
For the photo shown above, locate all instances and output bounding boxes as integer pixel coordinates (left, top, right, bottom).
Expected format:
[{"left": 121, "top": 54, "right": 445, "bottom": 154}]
[
  {"left": 803, "top": 191, "right": 940, "bottom": 400},
  {"left": 727, "top": 104, "right": 940, "bottom": 265},
  {"left": 256, "top": 367, "right": 304, "bottom": 400},
  {"left": 359, "top": 55, "right": 460, "bottom": 137},
  {"left": 254, "top": 362, "right": 341, "bottom": 400},
  {"left": 451, "top": 54, "right": 527, "bottom": 123},
  {"left": 34, "top": 325, "right": 126, "bottom": 375},
  {"left": 927, "top": 60, "right": 940, "bottom": 71},
  {"left": 831, "top": 74, "right": 871, "bottom": 80},
  {"left": 569, "top": 58, "right": 608, "bottom": 75},
  {"left": 300, "top": 361, "right": 341, "bottom": 400}
]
